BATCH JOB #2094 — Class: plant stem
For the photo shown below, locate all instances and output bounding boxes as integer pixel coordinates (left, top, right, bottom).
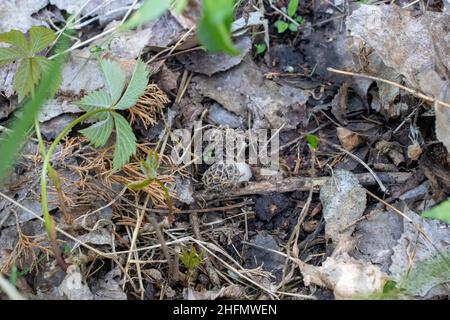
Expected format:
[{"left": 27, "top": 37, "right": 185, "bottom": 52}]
[{"left": 40, "top": 108, "right": 113, "bottom": 269}]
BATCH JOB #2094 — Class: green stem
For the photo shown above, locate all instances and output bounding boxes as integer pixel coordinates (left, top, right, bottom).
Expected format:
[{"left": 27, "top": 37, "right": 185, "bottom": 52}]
[{"left": 40, "top": 108, "right": 113, "bottom": 245}]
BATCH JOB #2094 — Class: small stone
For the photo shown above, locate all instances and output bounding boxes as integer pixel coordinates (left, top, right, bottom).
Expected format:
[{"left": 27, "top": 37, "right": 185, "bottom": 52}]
[
  {"left": 243, "top": 233, "right": 285, "bottom": 282},
  {"left": 320, "top": 170, "right": 367, "bottom": 244}
]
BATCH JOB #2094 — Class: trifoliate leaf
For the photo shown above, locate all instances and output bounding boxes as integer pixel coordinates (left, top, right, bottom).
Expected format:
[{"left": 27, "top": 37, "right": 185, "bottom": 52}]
[
  {"left": 121, "top": 0, "right": 172, "bottom": 30},
  {"left": 422, "top": 198, "right": 450, "bottom": 224},
  {"left": 114, "top": 59, "right": 148, "bottom": 110},
  {"left": 76, "top": 89, "right": 112, "bottom": 112},
  {"left": 80, "top": 114, "right": 114, "bottom": 147},
  {"left": 14, "top": 58, "right": 41, "bottom": 101},
  {"left": 28, "top": 26, "right": 56, "bottom": 54},
  {"left": 0, "top": 27, "right": 56, "bottom": 100},
  {"left": 0, "top": 47, "right": 23, "bottom": 66},
  {"left": 0, "top": 30, "right": 28, "bottom": 54},
  {"left": 112, "top": 112, "right": 137, "bottom": 171},
  {"left": 100, "top": 59, "right": 126, "bottom": 105},
  {"left": 198, "top": 0, "right": 239, "bottom": 55}
]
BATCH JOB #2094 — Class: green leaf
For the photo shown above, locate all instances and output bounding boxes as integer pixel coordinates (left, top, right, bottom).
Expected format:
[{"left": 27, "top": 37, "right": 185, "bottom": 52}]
[
  {"left": 0, "top": 30, "right": 70, "bottom": 185},
  {"left": 100, "top": 59, "right": 126, "bottom": 105},
  {"left": 198, "top": 0, "right": 239, "bottom": 55},
  {"left": 121, "top": 0, "right": 172, "bottom": 30},
  {"left": 288, "top": 0, "right": 299, "bottom": 17},
  {"left": 33, "top": 57, "right": 62, "bottom": 97},
  {"left": 114, "top": 59, "right": 148, "bottom": 110},
  {"left": 28, "top": 26, "right": 56, "bottom": 54},
  {"left": 174, "top": 0, "right": 188, "bottom": 13},
  {"left": 289, "top": 22, "right": 298, "bottom": 32},
  {"left": 76, "top": 89, "right": 112, "bottom": 112},
  {"left": 180, "top": 244, "right": 204, "bottom": 270},
  {"left": 0, "top": 47, "right": 23, "bottom": 65},
  {"left": 422, "top": 198, "right": 450, "bottom": 224},
  {"left": 80, "top": 114, "right": 114, "bottom": 147},
  {"left": 306, "top": 134, "right": 319, "bottom": 149},
  {"left": 112, "top": 113, "right": 137, "bottom": 171},
  {"left": 275, "top": 20, "right": 289, "bottom": 33},
  {"left": 0, "top": 30, "right": 28, "bottom": 54},
  {"left": 14, "top": 58, "right": 41, "bottom": 101},
  {"left": 254, "top": 43, "right": 266, "bottom": 55},
  {"left": 128, "top": 178, "right": 152, "bottom": 191},
  {"left": 141, "top": 150, "right": 159, "bottom": 179},
  {"left": 296, "top": 15, "right": 305, "bottom": 25}
]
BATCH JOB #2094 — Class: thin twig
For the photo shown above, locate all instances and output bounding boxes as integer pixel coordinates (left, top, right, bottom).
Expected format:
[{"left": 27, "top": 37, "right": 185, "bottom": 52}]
[{"left": 327, "top": 68, "right": 450, "bottom": 109}]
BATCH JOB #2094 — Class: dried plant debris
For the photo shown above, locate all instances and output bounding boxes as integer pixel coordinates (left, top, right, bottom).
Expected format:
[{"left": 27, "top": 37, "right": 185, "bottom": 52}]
[
  {"left": 353, "top": 209, "right": 404, "bottom": 273},
  {"left": 92, "top": 268, "right": 127, "bottom": 300},
  {"left": 0, "top": 0, "right": 48, "bottom": 32},
  {"left": 243, "top": 233, "right": 285, "bottom": 282},
  {"left": 320, "top": 170, "right": 367, "bottom": 244},
  {"left": 301, "top": 252, "right": 389, "bottom": 300},
  {"left": 0, "top": 62, "right": 18, "bottom": 100},
  {"left": 58, "top": 265, "right": 94, "bottom": 300},
  {"left": 49, "top": 0, "right": 135, "bottom": 25},
  {"left": 178, "top": 37, "right": 252, "bottom": 76},
  {"left": 389, "top": 205, "right": 450, "bottom": 298},
  {"left": 175, "top": 176, "right": 195, "bottom": 205},
  {"left": 128, "top": 83, "right": 169, "bottom": 129},
  {"left": 347, "top": 4, "right": 450, "bottom": 150},
  {"left": 184, "top": 285, "right": 246, "bottom": 300},
  {"left": 207, "top": 102, "right": 246, "bottom": 129},
  {"left": 194, "top": 58, "right": 310, "bottom": 129}
]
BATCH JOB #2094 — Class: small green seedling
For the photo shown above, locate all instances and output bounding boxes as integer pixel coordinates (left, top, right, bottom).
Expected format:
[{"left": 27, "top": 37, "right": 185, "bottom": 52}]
[
  {"left": 127, "top": 149, "right": 171, "bottom": 201},
  {"left": 254, "top": 43, "right": 267, "bottom": 55},
  {"left": 306, "top": 134, "right": 319, "bottom": 149},
  {"left": 76, "top": 58, "right": 149, "bottom": 171},
  {"left": 274, "top": 0, "right": 305, "bottom": 34},
  {"left": 180, "top": 244, "right": 204, "bottom": 271},
  {"left": 0, "top": 26, "right": 57, "bottom": 101}
]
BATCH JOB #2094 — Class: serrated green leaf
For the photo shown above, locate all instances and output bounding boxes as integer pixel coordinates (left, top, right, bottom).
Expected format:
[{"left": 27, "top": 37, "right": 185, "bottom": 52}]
[
  {"left": 127, "top": 178, "right": 152, "bottom": 191},
  {"left": 76, "top": 89, "right": 112, "bottom": 112},
  {"left": 112, "top": 113, "right": 136, "bottom": 171},
  {"left": 114, "top": 59, "right": 148, "bottom": 110},
  {"left": 0, "top": 28, "right": 71, "bottom": 184},
  {"left": 0, "top": 47, "right": 23, "bottom": 65},
  {"left": 80, "top": 114, "right": 114, "bottom": 147},
  {"left": 33, "top": 57, "right": 62, "bottom": 97},
  {"left": 100, "top": 59, "right": 126, "bottom": 105},
  {"left": 422, "top": 198, "right": 450, "bottom": 224},
  {"left": 0, "top": 30, "right": 28, "bottom": 54},
  {"left": 198, "top": 0, "right": 239, "bottom": 55},
  {"left": 121, "top": 0, "right": 172, "bottom": 30},
  {"left": 288, "top": 0, "right": 299, "bottom": 17},
  {"left": 14, "top": 58, "right": 41, "bottom": 101},
  {"left": 28, "top": 26, "right": 56, "bottom": 54}
]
